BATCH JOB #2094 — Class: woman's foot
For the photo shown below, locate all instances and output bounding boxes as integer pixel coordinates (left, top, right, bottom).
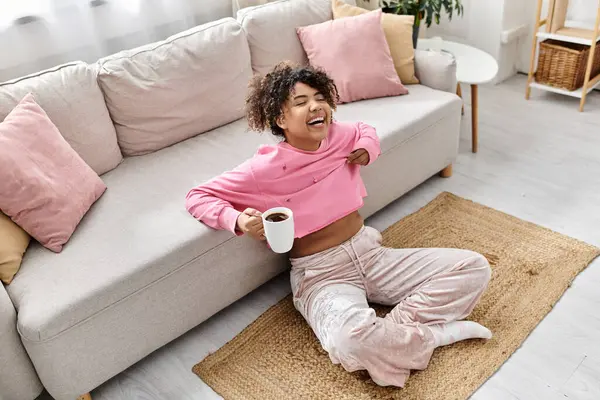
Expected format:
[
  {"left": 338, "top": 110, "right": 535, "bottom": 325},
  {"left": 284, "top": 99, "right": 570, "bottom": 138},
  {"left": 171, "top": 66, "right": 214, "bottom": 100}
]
[{"left": 428, "top": 321, "right": 492, "bottom": 347}]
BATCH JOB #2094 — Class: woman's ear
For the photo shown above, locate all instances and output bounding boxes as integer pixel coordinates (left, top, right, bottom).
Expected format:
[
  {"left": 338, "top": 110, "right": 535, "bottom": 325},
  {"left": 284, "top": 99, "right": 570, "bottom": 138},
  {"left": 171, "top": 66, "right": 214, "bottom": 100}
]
[{"left": 276, "top": 114, "right": 287, "bottom": 130}]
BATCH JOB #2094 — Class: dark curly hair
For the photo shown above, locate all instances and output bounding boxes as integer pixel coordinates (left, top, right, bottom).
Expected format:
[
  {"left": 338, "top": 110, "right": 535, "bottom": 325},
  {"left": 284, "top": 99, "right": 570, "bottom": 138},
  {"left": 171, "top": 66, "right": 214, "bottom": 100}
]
[{"left": 245, "top": 61, "right": 339, "bottom": 138}]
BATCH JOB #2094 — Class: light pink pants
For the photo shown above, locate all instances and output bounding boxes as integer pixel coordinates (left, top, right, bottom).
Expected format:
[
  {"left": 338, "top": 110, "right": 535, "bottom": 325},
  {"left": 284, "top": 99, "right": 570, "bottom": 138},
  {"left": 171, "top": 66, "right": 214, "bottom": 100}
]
[{"left": 290, "top": 226, "right": 491, "bottom": 387}]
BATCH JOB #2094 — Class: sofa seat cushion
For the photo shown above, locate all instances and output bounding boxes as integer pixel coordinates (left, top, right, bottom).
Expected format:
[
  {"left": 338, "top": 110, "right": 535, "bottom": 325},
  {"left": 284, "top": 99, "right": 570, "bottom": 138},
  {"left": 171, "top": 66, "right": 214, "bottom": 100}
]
[
  {"left": 7, "top": 119, "right": 278, "bottom": 342},
  {"left": 335, "top": 84, "right": 460, "bottom": 154}
]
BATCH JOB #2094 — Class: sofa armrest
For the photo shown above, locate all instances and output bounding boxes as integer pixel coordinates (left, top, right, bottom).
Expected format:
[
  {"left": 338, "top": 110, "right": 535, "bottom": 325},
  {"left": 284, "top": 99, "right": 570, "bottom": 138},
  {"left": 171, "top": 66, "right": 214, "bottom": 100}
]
[
  {"left": 414, "top": 49, "right": 458, "bottom": 93},
  {"left": 0, "top": 284, "right": 43, "bottom": 400}
]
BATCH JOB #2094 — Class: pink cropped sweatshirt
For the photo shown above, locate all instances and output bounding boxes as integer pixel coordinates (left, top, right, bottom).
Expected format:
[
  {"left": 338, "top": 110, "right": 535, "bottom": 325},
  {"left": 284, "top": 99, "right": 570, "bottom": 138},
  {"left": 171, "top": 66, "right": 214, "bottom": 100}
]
[{"left": 185, "top": 121, "right": 381, "bottom": 238}]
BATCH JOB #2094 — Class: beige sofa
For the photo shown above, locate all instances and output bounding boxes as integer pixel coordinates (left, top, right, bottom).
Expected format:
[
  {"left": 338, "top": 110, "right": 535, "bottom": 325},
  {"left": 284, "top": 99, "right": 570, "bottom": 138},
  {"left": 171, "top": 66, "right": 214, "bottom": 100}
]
[{"left": 0, "top": 1, "right": 460, "bottom": 399}]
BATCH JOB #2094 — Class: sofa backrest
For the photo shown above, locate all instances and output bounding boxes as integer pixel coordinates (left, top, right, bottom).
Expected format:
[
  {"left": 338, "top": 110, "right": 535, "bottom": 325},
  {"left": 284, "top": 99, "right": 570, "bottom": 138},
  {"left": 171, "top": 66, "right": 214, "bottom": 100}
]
[
  {"left": 97, "top": 17, "right": 253, "bottom": 157},
  {"left": 237, "top": 0, "right": 332, "bottom": 76},
  {"left": 0, "top": 62, "right": 123, "bottom": 175}
]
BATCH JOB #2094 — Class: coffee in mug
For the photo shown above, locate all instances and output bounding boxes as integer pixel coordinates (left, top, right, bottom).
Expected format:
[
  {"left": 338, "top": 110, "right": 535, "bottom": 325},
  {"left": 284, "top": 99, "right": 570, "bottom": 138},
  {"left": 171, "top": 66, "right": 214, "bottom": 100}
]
[
  {"left": 262, "top": 207, "right": 294, "bottom": 254},
  {"left": 265, "top": 212, "right": 289, "bottom": 223}
]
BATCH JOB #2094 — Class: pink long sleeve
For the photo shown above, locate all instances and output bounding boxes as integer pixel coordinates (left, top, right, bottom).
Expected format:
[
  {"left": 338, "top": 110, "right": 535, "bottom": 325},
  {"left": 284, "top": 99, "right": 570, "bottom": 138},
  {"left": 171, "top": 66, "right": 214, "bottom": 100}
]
[
  {"left": 185, "top": 160, "right": 264, "bottom": 235},
  {"left": 353, "top": 122, "right": 381, "bottom": 166},
  {"left": 185, "top": 121, "right": 380, "bottom": 239}
]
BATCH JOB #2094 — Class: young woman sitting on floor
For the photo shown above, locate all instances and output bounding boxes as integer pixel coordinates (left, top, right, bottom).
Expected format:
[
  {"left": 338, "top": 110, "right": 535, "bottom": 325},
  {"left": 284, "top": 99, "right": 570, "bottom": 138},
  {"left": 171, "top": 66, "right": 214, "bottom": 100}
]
[{"left": 185, "top": 62, "right": 492, "bottom": 387}]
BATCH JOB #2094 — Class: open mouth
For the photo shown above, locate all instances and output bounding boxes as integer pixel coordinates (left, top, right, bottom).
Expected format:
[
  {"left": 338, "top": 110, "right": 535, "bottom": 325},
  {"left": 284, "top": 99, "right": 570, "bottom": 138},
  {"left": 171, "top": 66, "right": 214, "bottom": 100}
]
[{"left": 307, "top": 116, "right": 325, "bottom": 127}]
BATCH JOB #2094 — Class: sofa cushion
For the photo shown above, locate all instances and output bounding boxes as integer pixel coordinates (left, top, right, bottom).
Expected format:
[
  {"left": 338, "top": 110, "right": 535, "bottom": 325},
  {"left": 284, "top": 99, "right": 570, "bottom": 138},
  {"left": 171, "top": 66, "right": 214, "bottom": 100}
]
[
  {"left": 97, "top": 18, "right": 253, "bottom": 157},
  {"left": 0, "top": 62, "right": 122, "bottom": 175},
  {"left": 7, "top": 118, "right": 279, "bottom": 342},
  {"left": 414, "top": 49, "right": 458, "bottom": 93},
  {"left": 237, "top": 0, "right": 332, "bottom": 76},
  {"left": 296, "top": 9, "right": 408, "bottom": 104},
  {"left": 0, "top": 94, "right": 107, "bottom": 253},
  {"left": 332, "top": 0, "right": 419, "bottom": 85},
  {"left": 0, "top": 212, "right": 30, "bottom": 285},
  {"left": 335, "top": 84, "right": 460, "bottom": 154}
]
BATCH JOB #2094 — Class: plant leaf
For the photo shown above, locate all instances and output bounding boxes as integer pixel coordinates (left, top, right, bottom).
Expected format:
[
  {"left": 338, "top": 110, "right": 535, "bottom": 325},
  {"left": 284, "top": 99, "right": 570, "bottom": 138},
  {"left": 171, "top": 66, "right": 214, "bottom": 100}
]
[
  {"left": 389, "top": 0, "right": 464, "bottom": 24},
  {"left": 425, "top": 3, "right": 433, "bottom": 26}
]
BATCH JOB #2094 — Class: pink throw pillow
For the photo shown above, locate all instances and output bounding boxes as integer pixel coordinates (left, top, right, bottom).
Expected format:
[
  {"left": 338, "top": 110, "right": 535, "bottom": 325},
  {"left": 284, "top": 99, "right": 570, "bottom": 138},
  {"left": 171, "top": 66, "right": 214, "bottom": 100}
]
[
  {"left": 297, "top": 9, "right": 408, "bottom": 104},
  {"left": 0, "top": 94, "right": 106, "bottom": 253}
]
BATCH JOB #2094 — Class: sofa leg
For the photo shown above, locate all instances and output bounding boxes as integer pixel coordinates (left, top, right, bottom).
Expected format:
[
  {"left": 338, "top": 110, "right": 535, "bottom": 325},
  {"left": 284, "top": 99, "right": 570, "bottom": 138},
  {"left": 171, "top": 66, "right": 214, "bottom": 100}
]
[
  {"left": 77, "top": 394, "right": 91, "bottom": 400},
  {"left": 439, "top": 164, "right": 453, "bottom": 178}
]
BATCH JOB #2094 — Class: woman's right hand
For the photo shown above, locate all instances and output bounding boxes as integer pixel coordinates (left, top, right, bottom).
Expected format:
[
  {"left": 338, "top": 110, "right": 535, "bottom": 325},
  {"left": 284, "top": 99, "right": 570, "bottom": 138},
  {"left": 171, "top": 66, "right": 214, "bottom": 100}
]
[{"left": 236, "top": 208, "right": 265, "bottom": 241}]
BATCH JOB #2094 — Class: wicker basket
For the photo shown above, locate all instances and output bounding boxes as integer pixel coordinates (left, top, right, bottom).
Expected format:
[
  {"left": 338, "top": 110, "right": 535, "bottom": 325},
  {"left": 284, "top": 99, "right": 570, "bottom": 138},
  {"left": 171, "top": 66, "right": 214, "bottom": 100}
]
[{"left": 535, "top": 39, "right": 600, "bottom": 91}]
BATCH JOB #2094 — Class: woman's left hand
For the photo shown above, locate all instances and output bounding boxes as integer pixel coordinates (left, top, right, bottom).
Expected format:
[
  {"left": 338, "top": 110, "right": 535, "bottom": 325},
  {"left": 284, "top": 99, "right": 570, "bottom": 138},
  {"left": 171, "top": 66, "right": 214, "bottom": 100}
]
[{"left": 347, "top": 148, "right": 370, "bottom": 166}]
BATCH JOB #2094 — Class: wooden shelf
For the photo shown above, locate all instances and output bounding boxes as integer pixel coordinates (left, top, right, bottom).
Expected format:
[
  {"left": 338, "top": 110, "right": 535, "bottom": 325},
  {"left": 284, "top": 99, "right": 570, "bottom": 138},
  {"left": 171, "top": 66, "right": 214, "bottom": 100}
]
[
  {"left": 530, "top": 73, "right": 600, "bottom": 98},
  {"left": 537, "top": 30, "right": 600, "bottom": 46},
  {"left": 526, "top": 0, "right": 600, "bottom": 111}
]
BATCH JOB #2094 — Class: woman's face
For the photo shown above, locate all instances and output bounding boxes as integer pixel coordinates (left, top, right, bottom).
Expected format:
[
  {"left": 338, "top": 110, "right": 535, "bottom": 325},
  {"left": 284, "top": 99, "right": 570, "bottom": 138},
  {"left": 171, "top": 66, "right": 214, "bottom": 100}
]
[{"left": 277, "top": 82, "right": 332, "bottom": 151}]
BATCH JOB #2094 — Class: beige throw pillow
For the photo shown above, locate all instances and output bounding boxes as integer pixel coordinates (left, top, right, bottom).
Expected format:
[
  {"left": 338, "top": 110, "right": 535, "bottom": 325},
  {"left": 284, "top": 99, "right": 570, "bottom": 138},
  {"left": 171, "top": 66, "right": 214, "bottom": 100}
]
[
  {"left": 332, "top": 0, "right": 419, "bottom": 84},
  {"left": 0, "top": 212, "right": 30, "bottom": 285}
]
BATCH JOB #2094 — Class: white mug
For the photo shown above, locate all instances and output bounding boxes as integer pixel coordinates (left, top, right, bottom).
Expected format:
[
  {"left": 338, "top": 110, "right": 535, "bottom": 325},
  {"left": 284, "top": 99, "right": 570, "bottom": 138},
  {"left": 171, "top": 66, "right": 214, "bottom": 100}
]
[{"left": 262, "top": 207, "right": 294, "bottom": 254}]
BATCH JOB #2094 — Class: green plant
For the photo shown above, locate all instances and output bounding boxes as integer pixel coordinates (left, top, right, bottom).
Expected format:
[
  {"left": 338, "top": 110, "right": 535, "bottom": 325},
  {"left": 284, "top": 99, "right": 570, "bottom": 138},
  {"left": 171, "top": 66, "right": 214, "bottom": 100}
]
[
  {"left": 369, "top": 0, "right": 464, "bottom": 28},
  {"left": 365, "top": 0, "right": 464, "bottom": 48}
]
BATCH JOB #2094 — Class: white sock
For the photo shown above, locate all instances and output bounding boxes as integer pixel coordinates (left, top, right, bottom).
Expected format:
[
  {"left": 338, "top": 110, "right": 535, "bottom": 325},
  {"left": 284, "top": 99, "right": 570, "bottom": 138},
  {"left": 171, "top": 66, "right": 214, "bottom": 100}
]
[{"left": 428, "top": 321, "right": 492, "bottom": 347}]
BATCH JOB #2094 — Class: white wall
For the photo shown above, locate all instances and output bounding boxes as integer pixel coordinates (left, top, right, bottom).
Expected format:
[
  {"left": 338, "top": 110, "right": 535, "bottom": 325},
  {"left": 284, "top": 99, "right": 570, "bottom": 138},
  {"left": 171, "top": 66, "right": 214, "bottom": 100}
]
[
  {"left": 422, "top": 0, "right": 598, "bottom": 84},
  {"left": 423, "top": 0, "right": 509, "bottom": 83},
  {"left": 565, "top": 0, "right": 599, "bottom": 28},
  {"left": 499, "top": 0, "right": 531, "bottom": 81}
]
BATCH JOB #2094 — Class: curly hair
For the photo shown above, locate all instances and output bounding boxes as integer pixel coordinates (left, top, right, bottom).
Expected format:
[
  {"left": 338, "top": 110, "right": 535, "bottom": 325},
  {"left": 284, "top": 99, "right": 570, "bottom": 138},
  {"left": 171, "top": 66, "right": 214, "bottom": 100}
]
[{"left": 245, "top": 62, "right": 339, "bottom": 138}]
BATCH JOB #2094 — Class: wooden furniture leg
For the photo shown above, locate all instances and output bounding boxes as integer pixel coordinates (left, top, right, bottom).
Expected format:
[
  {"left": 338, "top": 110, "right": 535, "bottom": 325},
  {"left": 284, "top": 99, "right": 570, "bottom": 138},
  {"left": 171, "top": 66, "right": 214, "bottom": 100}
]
[
  {"left": 456, "top": 83, "right": 464, "bottom": 115},
  {"left": 77, "top": 394, "right": 91, "bottom": 400},
  {"left": 579, "top": 3, "right": 600, "bottom": 112},
  {"left": 471, "top": 84, "right": 478, "bottom": 153},
  {"left": 439, "top": 164, "right": 453, "bottom": 178},
  {"left": 526, "top": 0, "right": 545, "bottom": 100},
  {"left": 546, "top": 0, "right": 557, "bottom": 33}
]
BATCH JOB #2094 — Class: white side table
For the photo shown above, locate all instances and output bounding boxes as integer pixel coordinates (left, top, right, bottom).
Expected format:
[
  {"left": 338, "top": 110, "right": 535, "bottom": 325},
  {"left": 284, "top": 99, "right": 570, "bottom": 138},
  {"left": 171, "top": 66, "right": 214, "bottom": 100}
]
[{"left": 417, "top": 38, "right": 499, "bottom": 153}]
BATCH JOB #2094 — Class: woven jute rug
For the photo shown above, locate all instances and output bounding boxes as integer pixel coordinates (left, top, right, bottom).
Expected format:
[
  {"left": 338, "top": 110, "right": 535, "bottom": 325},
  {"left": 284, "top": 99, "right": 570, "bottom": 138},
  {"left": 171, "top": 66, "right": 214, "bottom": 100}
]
[{"left": 193, "top": 192, "right": 599, "bottom": 400}]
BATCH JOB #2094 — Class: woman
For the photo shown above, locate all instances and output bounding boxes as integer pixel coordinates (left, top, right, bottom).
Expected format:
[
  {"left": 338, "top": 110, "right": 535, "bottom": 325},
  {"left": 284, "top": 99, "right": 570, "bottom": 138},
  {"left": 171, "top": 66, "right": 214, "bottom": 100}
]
[{"left": 185, "top": 62, "right": 492, "bottom": 387}]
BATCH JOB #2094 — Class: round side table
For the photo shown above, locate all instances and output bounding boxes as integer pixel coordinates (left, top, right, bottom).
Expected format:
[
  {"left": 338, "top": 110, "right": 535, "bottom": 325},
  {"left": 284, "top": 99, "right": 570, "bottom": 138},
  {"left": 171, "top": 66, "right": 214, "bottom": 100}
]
[{"left": 417, "top": 38, "right": 499, "bottom": 153}]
